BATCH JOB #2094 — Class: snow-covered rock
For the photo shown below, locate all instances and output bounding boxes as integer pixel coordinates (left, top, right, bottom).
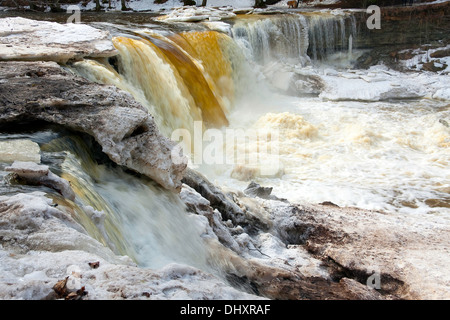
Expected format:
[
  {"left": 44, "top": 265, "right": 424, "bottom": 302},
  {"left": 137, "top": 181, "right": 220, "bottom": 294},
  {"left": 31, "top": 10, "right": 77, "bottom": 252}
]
[
  {"left": 0, "top": 191, "right": 261, "bottom": 300},
  {"left": 263, "top": 198, "right": 450, "bottom": 299},
  {"left": 0, "top": 17, "right": 117, "bottom": 63},
  {"left": 5, "top": 161, "right": 76, "bottom": 201},
  {"left": 158, "top": 6, "right": 236, "bottom": 22}
]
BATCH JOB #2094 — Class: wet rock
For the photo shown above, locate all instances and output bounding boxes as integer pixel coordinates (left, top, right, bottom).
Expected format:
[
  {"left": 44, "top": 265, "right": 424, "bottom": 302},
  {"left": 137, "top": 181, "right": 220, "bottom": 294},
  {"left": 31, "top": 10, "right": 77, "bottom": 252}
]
[
  {"left": 430, "top": 47, "right": 450, "bottom": 58},
  {"left": 244, "top": 181, "right": 285, "bottom": 201},
  {"left": 6, "top": 161, "right": 76, "bottom": 201},
  {"left": 180, "top": 184, "right": 242, "bottom": 253},
  {"left": 421, "top": 61, "right": 447, "bottom": 72},
  {"left": 227, "top": 258, "right": 386, "bottom": 300},
  {"left": 181, "top": 169, "right": 273, "bottom": 234},
  {"left": 182, "top": 168, "right": 246, "bottom": 225},
  {"left": 88, "top": 261, "right": 100, "bottom": 269},
  {"left": 244, "top": 181, "right": 272, "bottom": 198},
  {"left": 0, "top": 61, "right": 187, "bottom": 192},
  {"left": 52, "top": 276, "right": 69, "bottom": 298}
]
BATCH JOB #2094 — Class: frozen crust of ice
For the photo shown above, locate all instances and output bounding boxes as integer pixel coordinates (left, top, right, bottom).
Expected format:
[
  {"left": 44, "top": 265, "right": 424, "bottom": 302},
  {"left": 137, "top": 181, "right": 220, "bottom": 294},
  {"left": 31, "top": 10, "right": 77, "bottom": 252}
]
[{"left": 5, "top": 161, "right": 76, "bottom": 201}]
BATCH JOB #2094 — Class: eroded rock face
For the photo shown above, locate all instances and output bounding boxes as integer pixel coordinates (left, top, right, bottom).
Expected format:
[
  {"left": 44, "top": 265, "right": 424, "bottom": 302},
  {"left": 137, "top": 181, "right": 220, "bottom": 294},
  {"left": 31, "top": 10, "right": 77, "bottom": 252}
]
[
  {"left": 0, "top": 17, "right": 118, "bottom": 63},
  {"left": 0, "top": 61, "right": 187, "bottom": 191},
  {"left": 179, "top": 172, "right": 388, "bottom": 300}
]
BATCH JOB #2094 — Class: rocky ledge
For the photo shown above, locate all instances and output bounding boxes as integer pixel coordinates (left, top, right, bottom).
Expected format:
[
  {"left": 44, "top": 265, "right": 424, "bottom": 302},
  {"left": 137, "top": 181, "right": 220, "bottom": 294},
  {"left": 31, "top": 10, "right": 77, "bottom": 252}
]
[
  {"left": 0, "top": 17, "right": 117, "bottom": 63},
  {"left": 182, "top": 176, "right": 450, "bottom": 300},
  {"left": 0, "top": 60, "right": 187, "bottom": 192}
]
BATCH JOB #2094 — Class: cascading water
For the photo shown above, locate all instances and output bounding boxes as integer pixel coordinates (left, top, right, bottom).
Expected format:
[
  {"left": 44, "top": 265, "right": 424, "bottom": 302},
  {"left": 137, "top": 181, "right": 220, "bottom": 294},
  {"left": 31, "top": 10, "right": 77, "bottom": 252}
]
[
  {"left": 306, "top": 12, "right": 358, "bottom": 62},
  {"left": 231, "top": 14, "right": 310, "bottom": 66},
  {"left": 35, "top": 131, "right": 214, "bottom": 272},
  {"left": 72, "top": 29, "right": 252, "bottom": 137},
  {"left": 69, "top": 9, "right": 449, "bottom": 251},
  {"left": 229, "top": 12, "right": 358, "bottom": 66}
]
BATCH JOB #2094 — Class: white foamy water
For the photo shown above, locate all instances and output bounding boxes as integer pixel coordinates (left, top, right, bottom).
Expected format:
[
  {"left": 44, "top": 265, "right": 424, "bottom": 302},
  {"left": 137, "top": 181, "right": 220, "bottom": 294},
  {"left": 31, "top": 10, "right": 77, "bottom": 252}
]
[
  {"left": 200, "top": 67, "right": 450, "bottom": 217},
  {"left": 73, "top": 11, "right": 449, "bottom": 219},
  {"left": 41, "top": 136, "right": 214, "bottom": 272}
]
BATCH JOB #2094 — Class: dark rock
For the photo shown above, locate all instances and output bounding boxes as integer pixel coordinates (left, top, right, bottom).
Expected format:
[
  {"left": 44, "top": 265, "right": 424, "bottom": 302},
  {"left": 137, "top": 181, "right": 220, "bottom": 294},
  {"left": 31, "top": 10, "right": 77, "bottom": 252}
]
[
  {"left": 181, "top": 170, "right": 272, "bottom": 233},
  {"left": 244, "top": 181, "right": 286, "bottom": 201},
  {"left": 430, "top": 48, "right": 450, "bottom": 58}
]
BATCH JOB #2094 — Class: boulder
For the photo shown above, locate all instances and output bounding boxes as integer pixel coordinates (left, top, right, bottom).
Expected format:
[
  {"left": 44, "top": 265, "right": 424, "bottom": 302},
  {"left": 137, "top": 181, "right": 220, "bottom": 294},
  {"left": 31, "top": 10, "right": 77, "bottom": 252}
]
[
  {"left": 0, "top": 61, "right": 187, "bottom": 192},
  {"left": 244, "top": 181, "right": 285, "bottom": 201}
]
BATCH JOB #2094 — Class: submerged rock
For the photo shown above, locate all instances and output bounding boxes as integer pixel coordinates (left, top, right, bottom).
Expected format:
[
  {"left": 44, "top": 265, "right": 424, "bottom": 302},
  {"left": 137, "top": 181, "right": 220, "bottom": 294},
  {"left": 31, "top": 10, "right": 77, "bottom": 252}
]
[
  {"left": 0, "top": 61, "right": 187, "bottom": 192},
  {"left": 244, "top": 181, "right": 285, "bottom": 201}
]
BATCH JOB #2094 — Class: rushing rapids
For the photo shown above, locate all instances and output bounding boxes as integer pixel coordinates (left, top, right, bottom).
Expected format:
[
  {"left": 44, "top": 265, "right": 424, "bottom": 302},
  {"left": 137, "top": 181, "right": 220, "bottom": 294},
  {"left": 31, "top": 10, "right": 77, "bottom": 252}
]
[{"left": 68, "top": 10, "right": 449, "bottom": 216}]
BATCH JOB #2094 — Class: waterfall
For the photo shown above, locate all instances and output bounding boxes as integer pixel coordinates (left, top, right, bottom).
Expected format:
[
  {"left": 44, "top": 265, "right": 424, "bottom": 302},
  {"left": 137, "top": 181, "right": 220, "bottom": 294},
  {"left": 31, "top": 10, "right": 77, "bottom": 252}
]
[
  {"left": 231, "top": 14, "right": 310, "bottom": 66},
  {"left": 306, "top": 12, "right": 358, "bottom": 61},
  {"left": 41, "top": 132, "right": 213, "bottom": 271},
  {"left": 229, "top": 12, "right": 359, "bottom": 67},
  {"left": 72, "top": 30, "right": 246, "bottom": 137},
  {"left": 71, "top": 12, "right": 360, "bottom": 141}
]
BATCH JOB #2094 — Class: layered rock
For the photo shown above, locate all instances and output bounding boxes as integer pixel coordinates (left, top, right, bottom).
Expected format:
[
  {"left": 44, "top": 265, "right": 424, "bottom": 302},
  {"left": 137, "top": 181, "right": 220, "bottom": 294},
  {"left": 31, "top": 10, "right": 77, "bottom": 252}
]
[
  {"left": 354, "top": 1, "right": 450, "bottom": 69},
  {"left": 5, "top": 161, "right": 76, "bottom": 201},
  {"left": 0, "top": 61, "right": 187, "bottom": 192},
  {"left": 180, "top": 177, "right": 387, "bottom": 300}
]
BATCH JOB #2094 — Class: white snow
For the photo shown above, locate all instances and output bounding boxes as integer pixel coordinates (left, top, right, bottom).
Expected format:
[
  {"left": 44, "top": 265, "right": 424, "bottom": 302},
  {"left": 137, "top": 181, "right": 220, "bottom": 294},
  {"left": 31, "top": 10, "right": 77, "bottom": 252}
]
[{"left": 157, "top": 6, "right": 236, "bottom": 22}]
